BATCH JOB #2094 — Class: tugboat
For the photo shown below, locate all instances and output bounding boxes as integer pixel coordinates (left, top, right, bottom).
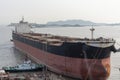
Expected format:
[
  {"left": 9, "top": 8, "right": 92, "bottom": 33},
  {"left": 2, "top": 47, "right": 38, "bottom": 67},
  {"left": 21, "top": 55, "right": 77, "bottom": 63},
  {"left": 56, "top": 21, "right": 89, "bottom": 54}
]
[{"left": 2, "top": 60, "right": 44, "bottom": 72}]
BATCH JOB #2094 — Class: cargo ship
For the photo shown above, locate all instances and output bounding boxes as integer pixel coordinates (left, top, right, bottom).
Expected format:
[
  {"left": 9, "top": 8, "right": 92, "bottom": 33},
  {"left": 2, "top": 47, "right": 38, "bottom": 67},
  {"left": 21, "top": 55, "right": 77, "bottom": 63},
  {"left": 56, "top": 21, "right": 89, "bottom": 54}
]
[{"left": 12, "top": 18, "right": 117, "bottom": 80}]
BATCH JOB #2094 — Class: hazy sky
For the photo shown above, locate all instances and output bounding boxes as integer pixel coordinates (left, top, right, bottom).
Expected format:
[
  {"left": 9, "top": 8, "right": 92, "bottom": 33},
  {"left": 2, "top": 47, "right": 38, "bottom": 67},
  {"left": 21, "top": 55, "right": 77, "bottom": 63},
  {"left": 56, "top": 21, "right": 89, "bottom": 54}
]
[{"left": 0, "top": 0, "right": 120, "bottom": 25}]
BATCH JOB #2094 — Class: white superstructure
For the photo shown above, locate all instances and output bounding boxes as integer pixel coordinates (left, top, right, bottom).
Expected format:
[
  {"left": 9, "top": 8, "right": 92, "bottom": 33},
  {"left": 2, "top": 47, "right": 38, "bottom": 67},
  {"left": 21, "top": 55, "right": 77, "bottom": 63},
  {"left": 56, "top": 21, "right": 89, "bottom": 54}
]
[{"left": 15, "top": 17, "right": 31, "bottom": 33}]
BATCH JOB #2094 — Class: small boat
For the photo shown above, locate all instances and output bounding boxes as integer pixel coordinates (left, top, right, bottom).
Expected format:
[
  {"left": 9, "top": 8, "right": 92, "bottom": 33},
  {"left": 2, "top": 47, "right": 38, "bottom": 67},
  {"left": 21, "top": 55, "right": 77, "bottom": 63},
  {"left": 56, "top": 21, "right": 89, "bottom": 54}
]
[{"left": 2, "top": 60, "right": 44, "bottom": 72}]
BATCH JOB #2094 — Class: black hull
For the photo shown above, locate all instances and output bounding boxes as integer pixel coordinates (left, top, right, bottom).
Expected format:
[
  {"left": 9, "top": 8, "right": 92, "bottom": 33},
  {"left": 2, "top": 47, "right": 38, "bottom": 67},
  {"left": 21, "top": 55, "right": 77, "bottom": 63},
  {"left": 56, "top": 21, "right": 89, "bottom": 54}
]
[{"left": 12, "top": 33, "right": 116, "bottom": 59}]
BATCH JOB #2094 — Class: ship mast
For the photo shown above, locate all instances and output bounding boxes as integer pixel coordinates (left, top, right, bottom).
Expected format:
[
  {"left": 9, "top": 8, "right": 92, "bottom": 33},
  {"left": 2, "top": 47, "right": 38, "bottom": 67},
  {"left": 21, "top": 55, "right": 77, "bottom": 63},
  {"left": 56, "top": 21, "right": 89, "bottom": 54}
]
[{"left": 90, "top": 27, "right": 95, "bottom": 39}]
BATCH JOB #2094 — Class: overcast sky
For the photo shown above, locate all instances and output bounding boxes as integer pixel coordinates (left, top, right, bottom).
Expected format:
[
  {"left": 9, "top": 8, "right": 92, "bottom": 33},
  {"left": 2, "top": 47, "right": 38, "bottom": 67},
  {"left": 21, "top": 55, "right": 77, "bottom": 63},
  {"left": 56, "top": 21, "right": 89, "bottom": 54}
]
[{"left": 0, "top": 0, "right": 120, "bottom": 25}]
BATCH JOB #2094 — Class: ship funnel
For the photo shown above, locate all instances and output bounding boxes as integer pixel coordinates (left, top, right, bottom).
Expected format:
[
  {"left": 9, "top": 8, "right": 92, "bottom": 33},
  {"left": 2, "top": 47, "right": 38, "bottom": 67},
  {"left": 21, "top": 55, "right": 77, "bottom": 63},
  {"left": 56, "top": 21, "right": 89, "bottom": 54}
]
[{"left": 90, "top": 27, "right": 95, "bottom": 39}]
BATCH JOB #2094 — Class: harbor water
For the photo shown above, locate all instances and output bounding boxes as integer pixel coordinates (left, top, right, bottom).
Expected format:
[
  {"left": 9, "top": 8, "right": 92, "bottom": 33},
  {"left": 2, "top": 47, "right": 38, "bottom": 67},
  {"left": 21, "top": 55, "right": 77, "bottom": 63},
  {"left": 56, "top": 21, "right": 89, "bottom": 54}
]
[{"left": 0, "top": 26, "right": 120, "bottom": 80}]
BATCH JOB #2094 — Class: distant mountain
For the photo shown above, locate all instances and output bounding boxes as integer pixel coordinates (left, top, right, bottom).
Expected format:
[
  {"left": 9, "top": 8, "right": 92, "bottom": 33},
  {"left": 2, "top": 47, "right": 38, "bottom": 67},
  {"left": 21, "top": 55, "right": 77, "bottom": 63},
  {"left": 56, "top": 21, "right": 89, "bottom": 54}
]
[{"left": 47, "top": 20, "right": 97, "bottom": 26}]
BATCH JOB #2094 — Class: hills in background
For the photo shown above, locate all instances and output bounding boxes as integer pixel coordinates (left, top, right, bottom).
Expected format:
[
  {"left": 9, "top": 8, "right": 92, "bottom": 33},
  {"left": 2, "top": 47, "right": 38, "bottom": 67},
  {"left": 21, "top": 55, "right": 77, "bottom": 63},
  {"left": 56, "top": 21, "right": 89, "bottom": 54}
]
[
  {"left": 47, "top": 20, "right": 96, "bottom": 26},
  {"left": 9, "top": 19, "right": 120, "bottom": 27}
]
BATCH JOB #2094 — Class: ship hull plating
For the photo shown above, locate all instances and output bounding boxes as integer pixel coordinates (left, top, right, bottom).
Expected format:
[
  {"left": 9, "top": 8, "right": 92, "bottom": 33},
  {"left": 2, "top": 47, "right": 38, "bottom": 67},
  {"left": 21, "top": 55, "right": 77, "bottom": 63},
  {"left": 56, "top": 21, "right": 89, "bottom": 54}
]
[{"left": 14, "top": 40, "right": 111, "bottom": 80}]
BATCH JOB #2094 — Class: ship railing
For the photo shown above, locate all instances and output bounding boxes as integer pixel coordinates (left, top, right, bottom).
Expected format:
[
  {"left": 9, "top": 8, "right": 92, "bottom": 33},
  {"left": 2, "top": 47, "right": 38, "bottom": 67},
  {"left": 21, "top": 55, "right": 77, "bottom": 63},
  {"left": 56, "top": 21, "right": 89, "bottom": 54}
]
[
  {"left": 81, "top": 40, "right": 115, "bottom": 43},
  {"left": 81, "top": 37, "right": 115, "bottom": 42}
]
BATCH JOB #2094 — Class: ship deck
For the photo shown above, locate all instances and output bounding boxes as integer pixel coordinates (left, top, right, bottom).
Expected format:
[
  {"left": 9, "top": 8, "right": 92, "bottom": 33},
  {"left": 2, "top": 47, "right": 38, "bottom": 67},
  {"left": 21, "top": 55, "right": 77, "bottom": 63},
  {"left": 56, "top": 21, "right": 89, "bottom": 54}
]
[
  {"left": 14, "top": 32, "right": 115, "bottom": 47},
  {"left": 20, "top": 33, "right": 115, "bottom": 42}
]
